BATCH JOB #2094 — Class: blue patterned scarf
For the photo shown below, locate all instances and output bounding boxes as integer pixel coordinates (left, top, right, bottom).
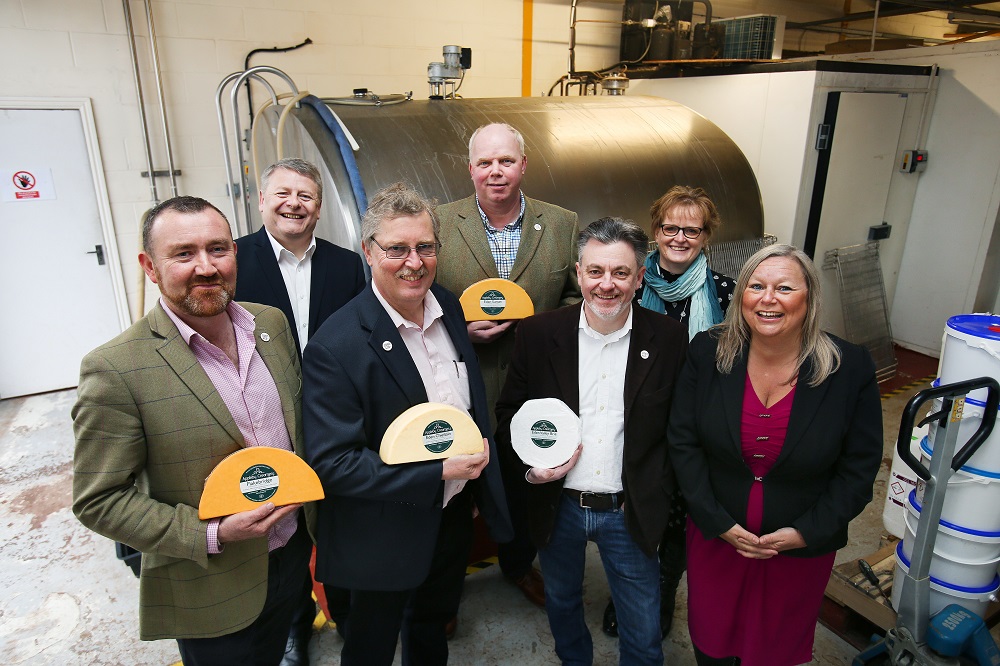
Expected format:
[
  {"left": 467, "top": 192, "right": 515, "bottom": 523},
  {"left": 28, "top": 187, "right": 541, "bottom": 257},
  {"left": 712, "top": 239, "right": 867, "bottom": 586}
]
[{"left": 640, "top": 250, "right": 723, "bottom": 339}]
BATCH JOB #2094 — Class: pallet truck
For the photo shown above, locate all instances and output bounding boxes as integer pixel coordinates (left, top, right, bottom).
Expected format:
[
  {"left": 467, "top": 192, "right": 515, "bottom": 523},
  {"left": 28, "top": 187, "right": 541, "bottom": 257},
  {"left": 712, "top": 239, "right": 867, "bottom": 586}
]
[{"left": 855, "top": 377, "right": 1000, "bottom": 666}]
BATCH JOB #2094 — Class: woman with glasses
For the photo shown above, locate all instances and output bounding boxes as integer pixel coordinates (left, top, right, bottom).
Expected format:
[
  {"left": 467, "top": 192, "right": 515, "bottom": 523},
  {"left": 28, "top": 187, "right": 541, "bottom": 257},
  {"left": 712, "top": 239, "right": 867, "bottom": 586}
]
[
  {"left": 602, "top": 185, "right": 734, "bottom": 640},
  {"left": 639, "top": 185, "right": 734, "bottom": 332}
]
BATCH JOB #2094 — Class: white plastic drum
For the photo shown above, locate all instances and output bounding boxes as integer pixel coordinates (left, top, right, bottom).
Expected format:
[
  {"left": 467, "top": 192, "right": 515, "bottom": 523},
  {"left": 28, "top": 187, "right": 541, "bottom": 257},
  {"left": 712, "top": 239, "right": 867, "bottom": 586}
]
[
  {"left": 902, "top": 490, "right": 1000, "bottom": 589},
  {"left": 892, "top": 542, "right": 1000, "bottom": 618},
  {"left": 882, "top": 425, "right": 927, "bottom": 539},
  {"left": 916, "top": 437, "right": 1000, "bottom": 532},
  {"left": 927, "top": 380, "right": 1000, "bottom": 475},
  {"left": 940, "top": 314, "right": 1000, "bottom": 403}
]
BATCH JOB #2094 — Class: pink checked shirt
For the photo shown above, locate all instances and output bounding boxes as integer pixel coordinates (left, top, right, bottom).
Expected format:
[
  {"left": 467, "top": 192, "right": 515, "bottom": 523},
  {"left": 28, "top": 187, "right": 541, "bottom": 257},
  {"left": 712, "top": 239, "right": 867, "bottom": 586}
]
[{"left": 161, "top": 298, "right": 298, "bottom": 553}]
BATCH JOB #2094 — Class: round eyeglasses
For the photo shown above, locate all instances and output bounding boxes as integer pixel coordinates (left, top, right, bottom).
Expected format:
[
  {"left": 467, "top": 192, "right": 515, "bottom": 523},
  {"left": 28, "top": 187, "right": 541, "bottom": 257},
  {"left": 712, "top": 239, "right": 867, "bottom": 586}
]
[
  {"left": 370, "top": 239, "right": 441, "bottom": 259},
  {"left": 659, "top": 224, "right": 704, "bottom": 239}
]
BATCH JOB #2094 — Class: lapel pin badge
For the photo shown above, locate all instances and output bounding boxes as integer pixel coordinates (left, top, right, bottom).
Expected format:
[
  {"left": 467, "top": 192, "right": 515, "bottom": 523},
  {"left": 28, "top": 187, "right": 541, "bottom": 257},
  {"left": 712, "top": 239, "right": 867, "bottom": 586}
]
[
  {"left": 534, "top": 223, "right": 542, "bottom": 231},
  {"left": 260, "top": 332, "right": 270, "bottom": 342},
  {"left": 383, "top": 341, "right": 393, "bottom": 351},
  {"left": 640, "top": 349, "right": 649, "bottom": 359}
]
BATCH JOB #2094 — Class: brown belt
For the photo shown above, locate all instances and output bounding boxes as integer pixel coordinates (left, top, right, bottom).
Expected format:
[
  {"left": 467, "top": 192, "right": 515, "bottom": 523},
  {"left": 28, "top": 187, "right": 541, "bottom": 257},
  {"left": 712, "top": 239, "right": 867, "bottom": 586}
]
[{"left": 564, "top": 488, "right": 623, "bottom": 511}]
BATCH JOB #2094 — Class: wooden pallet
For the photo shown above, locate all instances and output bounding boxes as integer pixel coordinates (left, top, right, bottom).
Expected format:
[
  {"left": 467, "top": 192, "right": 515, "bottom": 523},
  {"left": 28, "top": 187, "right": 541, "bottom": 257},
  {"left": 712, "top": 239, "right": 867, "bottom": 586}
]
[
  {"left": 821, "top": 538, "right": 1000, "bottom": 649},
  {"left": 825, "top": 540, "right": 899, "bottom": 632}
]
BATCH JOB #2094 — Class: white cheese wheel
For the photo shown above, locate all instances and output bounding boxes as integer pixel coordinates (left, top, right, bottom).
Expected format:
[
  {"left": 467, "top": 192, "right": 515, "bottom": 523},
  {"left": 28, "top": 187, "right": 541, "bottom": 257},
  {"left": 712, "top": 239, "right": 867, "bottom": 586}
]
[
  {"left": 380, "top": 402, "right": 484, "bottom": 464},
  {"left": 510, "top": 398, "right": 580, "bottom": 469}
]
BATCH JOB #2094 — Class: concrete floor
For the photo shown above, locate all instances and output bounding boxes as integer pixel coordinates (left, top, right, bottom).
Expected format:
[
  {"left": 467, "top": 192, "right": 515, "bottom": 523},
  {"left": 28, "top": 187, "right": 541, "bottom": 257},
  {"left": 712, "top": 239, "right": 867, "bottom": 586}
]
[{"left": 0, "top": 378, "right": 971, "bottom": 665}]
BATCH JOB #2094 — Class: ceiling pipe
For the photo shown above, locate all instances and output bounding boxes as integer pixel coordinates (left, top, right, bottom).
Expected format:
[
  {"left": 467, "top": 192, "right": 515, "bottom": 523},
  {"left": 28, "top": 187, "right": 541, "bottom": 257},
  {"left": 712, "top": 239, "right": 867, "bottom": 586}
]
[{"left": 871, "top": 0, "right": 881, "bottom": 51}]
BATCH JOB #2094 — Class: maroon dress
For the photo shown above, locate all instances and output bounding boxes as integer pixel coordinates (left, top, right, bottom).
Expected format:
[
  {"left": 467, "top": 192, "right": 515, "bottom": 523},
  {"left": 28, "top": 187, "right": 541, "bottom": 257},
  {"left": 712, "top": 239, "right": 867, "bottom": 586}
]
[{"left": 686, "top": 375, "right": 836, "bottom": 666}]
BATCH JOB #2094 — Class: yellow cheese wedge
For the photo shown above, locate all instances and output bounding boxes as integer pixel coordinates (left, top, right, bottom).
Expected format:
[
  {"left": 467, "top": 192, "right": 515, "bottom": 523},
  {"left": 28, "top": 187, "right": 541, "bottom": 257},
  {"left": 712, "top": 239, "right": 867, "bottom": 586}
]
[
  {"left": 380, "top": 403, "right": 484, "bottom": 464},
  {"left": 460, "top": 278, "right": 534, "bottom": 321},
  {"left": 198, "top": 447, "right": 325, "bottom": 519}
]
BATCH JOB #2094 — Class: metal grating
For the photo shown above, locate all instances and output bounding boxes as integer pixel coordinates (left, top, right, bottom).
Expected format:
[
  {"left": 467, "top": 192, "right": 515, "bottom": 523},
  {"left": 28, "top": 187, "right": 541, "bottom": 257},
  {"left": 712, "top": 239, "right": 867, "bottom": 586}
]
[
  {"left": 823, "top": 242, "right": 898, "bottom": 382},
  {"left": 705, "top": 235, "right": 778, "bottom": 280},
  {"left": 714, "top": 15, "right": 785, "bottom": 59}
]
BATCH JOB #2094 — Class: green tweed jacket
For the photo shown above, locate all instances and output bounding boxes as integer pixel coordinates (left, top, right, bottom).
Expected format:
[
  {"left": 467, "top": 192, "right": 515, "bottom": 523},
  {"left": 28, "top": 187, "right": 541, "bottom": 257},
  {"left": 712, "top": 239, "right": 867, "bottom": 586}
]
[
  {"left": 435, "top": 195, "right": 582, "bottom": 429},
  {"left": 72, "top": 301, "right": 303, "bottom": 640}
]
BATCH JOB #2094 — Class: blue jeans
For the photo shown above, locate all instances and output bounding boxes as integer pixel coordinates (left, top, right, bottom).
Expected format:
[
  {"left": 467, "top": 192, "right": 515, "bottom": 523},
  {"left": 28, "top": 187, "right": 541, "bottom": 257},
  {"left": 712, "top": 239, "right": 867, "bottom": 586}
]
[{"left": 538, "top": 493, "right": 662, "bottom": 666}]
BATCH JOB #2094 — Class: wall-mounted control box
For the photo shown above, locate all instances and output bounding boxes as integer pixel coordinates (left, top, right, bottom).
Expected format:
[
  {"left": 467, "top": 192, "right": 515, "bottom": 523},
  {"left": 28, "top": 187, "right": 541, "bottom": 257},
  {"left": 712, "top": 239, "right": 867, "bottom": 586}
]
[{"left": 900, "top": 149, "right": 928, "bottom": 173}]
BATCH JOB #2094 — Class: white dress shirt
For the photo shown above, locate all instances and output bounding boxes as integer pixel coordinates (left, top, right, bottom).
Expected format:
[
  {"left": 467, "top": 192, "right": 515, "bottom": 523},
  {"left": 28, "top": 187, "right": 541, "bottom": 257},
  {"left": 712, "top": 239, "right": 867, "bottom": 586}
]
[
  {"left": 564, "top": 305, "right": 632, "bottom": 493},
  {"left": 372, "top": 283, "right": 472, "bottom": 506},
  {"left": 265, "top": 229, "right": 316, "bottom": 347}
]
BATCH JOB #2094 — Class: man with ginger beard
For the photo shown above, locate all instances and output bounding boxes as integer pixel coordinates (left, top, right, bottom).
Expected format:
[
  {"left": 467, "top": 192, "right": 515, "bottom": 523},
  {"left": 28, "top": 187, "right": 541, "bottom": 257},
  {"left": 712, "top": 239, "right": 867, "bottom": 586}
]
[{"left": 73, "top": 196, "right": 311, "bottom": 665}]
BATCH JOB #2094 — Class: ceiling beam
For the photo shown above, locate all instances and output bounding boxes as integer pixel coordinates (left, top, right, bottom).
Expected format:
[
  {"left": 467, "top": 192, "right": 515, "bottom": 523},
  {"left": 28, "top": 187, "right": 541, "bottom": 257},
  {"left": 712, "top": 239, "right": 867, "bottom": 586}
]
[{"left": 788, "top": 1, "right": 1000, "bottom": 29}]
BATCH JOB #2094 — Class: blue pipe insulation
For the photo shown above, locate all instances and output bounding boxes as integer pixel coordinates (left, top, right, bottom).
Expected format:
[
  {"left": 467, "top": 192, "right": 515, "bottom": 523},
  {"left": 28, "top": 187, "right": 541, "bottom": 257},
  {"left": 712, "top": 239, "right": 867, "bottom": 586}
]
[{"left": 299, "top": 95, "right": 368, "bottom": 216}]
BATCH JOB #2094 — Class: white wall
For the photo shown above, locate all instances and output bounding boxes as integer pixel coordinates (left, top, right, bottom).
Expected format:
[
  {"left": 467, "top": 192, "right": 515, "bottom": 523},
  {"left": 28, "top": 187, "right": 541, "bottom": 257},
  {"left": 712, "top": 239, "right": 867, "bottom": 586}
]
[
  {"left": 2, "top": 0, "right": 997, "bottom": 333},
  {"left": 630, "top": 70, "right": 819, "bottom": 244},
  {"left": 640, "top": 43, "right": 1000, "bottom": 358},
  {"left": 0, "top": 0, "right": 617, "bottom": 320},
  {"left": 830, "top": 42, "right": 1000, "bottom": 356}
]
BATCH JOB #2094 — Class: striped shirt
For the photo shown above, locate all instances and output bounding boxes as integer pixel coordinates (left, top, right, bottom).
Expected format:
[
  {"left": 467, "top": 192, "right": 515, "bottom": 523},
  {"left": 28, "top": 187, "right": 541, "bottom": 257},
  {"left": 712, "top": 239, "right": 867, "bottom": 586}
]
[
  {"left": 161, "top": 298, "right": 297, "bottom": 553},
  {"left": 476, "top": 192, "right": 526, "bottom": 280}
]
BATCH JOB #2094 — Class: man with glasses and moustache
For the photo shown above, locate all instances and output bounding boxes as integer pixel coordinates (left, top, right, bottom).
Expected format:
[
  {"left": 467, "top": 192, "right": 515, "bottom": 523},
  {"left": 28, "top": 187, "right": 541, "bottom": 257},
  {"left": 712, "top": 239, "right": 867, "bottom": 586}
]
[{"left": 302, "top": 182, "right": 512, "bottom": 665}]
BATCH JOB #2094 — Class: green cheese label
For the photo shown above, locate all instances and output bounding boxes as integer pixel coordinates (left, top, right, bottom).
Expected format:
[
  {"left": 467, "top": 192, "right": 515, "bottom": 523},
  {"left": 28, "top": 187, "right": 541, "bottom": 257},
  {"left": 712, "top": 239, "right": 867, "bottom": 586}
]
[
  {"left": 530, "top": 420, "right": 558, "bottom": 448},
  {"left": 423, "top": 420, "right": 455, "bottom": 453},
  {"left": 480, "top": 289, "right": 506, "bottom": 316},
  {"left": 240, "top": 464, "right": 279, "bottom": 502}
]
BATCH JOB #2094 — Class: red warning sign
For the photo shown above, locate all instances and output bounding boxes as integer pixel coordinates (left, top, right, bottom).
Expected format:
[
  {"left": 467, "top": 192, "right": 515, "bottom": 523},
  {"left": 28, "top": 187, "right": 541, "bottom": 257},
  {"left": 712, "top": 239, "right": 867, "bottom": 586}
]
[
  {"left": 3, "top": 167, "right": 55, "bottom": 202},
  {"left": 13, "top": 171, "right": 35, "bottom": 190}
]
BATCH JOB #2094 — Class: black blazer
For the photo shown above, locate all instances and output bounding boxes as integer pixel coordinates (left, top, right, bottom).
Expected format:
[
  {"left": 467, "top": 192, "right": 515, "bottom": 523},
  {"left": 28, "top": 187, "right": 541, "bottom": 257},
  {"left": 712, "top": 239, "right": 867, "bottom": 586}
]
[
  {"left": 668, "top": 330, "right": 883, "bottom": 558},
  {"left": 235, "top": 226, "right": 366, "bottom": 356},
  {"left": 495, "top": 303, "right": 689, "bottom": 556},
  {"left": 302, "top": 284, "right": 513, "bottom": 591}
]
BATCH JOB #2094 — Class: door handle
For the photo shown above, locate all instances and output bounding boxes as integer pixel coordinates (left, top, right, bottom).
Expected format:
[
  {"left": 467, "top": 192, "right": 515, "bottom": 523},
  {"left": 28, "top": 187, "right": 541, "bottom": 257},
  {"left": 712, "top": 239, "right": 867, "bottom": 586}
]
[{"left": 87, "top": 244, "right": 106, "bottom": 266}]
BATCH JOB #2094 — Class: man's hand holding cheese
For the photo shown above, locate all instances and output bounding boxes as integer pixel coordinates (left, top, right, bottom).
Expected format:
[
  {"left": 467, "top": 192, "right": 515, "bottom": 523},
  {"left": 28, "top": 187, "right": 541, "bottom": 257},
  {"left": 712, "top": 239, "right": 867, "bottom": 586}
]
[{"left": 302, "top": 183, "right": 512, "bottom": 666}]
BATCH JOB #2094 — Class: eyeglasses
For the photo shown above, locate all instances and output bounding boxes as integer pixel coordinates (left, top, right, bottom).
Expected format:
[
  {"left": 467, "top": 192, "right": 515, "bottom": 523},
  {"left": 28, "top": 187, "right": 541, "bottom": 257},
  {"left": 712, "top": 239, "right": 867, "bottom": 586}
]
[
  {"left": 659, "top": 224, "right": 704, "bottom": 239},
  {"left": 370, "top": 238, "right": 441, "bottom": 259}
]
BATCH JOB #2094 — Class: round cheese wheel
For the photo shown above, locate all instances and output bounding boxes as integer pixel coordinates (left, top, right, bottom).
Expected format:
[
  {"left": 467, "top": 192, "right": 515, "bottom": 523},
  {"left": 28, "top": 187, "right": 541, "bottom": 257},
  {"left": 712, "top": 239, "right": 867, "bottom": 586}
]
[
  {"left": 198, "top": 447, "right": 324, "bottom": 519},
  {"left": 510, "top": 398, "right": 580, "bottom": 469},
  {"left": 380, "top": 403, "right": 484, "bottom": 464},
  {"left": 460, "top": 278, "right": 534, "bottom": 321}
]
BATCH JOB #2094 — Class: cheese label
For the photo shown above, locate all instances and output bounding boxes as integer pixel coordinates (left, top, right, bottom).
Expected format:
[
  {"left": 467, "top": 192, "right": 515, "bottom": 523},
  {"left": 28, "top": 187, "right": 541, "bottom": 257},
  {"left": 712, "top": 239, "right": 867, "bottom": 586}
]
[
  {"left": 422, "top": 420, "right": 455, "bottom": 453},
  {"left": 530, "top": 420, "right": 558, "bottom": 448},
  {"left": 239, "top": 464, "right": 279, "bottom": 503},
  {"left": 479, "top": 289, "right": 506, "bottom": 316}
]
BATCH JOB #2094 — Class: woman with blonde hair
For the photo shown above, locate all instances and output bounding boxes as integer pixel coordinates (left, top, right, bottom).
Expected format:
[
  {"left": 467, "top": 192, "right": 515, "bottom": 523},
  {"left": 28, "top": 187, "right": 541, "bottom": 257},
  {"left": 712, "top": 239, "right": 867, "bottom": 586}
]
[{"left": 668, "top": 244, "right": 882, "bottom": 665}]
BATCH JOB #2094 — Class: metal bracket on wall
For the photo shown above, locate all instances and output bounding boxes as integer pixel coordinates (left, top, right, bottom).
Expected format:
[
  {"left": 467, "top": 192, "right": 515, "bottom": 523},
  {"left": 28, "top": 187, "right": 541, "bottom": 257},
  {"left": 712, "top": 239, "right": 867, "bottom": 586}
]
[
  {"left": 140, "top": 169, "right": 182, "bottom": 178},
  {"left": 816, "top": 123, "right": 832, "bottom": 150}
]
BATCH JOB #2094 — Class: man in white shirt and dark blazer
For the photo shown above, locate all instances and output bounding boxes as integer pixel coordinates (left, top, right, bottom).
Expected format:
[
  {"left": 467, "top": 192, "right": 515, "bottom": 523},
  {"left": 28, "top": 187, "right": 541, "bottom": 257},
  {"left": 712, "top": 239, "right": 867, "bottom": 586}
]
[{"left": 495, "top": 217, "right": 688, "bottom": 665}]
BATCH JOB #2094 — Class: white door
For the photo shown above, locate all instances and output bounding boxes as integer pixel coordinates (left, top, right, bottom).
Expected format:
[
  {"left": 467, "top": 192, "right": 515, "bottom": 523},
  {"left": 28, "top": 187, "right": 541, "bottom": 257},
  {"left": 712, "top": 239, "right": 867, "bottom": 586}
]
[
  {"left": 0, "top": 102, "right": 127, "bottom": 398},
  {"left": 810, "top": 92, "right": 907, "bottom": 338}
]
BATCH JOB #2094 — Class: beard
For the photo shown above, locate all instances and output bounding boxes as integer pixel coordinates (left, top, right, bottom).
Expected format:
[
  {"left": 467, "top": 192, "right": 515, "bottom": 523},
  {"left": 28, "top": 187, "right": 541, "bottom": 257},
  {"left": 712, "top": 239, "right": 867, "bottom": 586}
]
[
  {"left": 585, "top": 294, "right": 630, "bottom": 322},
  {"left": 159, "top": 274, "right": 234, "bottom": 318}
]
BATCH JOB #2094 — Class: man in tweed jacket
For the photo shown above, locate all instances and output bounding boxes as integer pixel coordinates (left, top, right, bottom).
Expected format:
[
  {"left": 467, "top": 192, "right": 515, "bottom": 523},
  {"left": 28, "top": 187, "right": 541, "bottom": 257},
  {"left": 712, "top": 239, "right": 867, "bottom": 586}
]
[
  {"left": 72, "top": 196, "right": 309, "bottom": 665},
  {"left": 435, "top": 122, "right": 581, "bottom": 607}
]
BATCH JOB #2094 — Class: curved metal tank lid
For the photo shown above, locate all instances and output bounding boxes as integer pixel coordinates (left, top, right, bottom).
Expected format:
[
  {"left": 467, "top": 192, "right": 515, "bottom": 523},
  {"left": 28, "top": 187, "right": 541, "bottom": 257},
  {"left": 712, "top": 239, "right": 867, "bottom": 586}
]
[{"left": 315, "top": 95, "right": 763, "bottom": 243}]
